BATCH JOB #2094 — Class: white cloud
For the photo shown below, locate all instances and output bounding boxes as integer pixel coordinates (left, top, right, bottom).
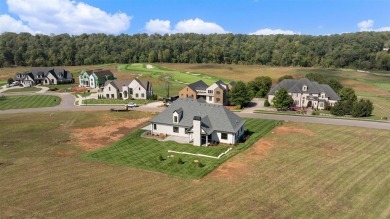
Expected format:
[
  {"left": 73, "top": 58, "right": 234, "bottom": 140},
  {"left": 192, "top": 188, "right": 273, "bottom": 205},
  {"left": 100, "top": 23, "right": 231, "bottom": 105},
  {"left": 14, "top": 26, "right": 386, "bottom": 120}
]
[
  {"left": 144, "top": 18, "right": 226, "bottom": 34},
  {"left": 358, "top": 19, "right": 390, "bottom": 32},
  {"left": 358, "top": 19, "right": 374, "bottom": 31},
  {"left": 250, "top": 28, "right": 299, "bottom": 35},
  {"left": 0, "top": 14, "right": 36, "bottom": 33},
  {"left": 173, "top": 18, "right": 226, "bottom": 34},
  {"left": 1, "top": 0, "right": 131, "bottom": 35},
  {"left": 145, "top": 19, "right": 171, "bottom": 34}
]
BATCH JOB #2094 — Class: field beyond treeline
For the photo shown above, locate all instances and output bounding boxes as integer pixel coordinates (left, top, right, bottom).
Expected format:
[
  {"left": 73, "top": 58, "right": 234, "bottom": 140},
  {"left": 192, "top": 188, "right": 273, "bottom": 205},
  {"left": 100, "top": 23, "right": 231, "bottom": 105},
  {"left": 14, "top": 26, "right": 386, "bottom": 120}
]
[{"left": 0, "top": 31, "right": 389, "bottom": 70}]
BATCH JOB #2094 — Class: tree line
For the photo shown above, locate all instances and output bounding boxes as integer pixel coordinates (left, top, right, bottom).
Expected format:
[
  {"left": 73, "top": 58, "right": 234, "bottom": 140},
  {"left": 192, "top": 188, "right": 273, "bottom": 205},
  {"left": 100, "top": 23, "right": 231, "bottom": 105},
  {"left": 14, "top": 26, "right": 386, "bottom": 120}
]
[{"left": 0, "top": 31, "right": 389, "bottom": 70}]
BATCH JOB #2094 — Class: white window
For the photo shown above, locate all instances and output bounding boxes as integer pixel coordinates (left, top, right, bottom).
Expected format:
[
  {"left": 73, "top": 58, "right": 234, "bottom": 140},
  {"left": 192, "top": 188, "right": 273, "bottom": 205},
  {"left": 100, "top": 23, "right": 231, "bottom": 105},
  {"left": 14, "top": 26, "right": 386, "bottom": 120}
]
[
  {"left": 302, "top": 85, "right": 307, "bottom": 91},
  {"left": 208, "top": 90, "right": 213, "bottom": 94},
  {"left": 209, "top": 96, "right": 212, "bottom": 101},
  {"left": 221, "top": 133, "right": 228, "bottom": 140},
  {"left": 173, "top": 127, "right": 179, "bottom": 133},
  {"left": 174, "top": 116, "right": 178, "bottom": 123},
  {"left": 153, "top": 124, "right": 157, "bottom": 130}
]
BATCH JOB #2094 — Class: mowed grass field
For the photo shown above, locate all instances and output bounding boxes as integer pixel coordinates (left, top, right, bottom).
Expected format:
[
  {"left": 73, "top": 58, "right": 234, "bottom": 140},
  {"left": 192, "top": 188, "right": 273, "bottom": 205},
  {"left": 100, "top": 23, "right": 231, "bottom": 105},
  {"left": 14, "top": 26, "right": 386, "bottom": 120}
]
[
  {"left": 0, "top": 95, "right": 61, "bottom": 110},
  {"left": 3, "top": 87, "right": 42, "bottom": 93},
  {"left": 1, "top": 111, "right": 390, "bottom": 218}
]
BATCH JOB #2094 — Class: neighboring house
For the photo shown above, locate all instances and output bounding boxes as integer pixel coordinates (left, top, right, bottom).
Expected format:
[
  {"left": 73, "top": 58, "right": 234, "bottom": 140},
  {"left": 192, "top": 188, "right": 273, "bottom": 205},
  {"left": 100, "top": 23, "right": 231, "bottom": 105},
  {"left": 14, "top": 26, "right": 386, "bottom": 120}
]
[
  {"left": 268, "top": 78, "right": 341, "bottom": 110},
  {"left": 79, "top": 69, "right": 116, "bottom": 88},
  {"left": 14, "top": 68, "right": 73, "bottom": 87},
  {"left": 179, "top": 80, "right": 235, "bottom": 105},
  {"left": 102, "top": 78, "right": 153, "bottom": 100},
  {"left": 150, "top": 98, "right": 245, "bottom": 146}
]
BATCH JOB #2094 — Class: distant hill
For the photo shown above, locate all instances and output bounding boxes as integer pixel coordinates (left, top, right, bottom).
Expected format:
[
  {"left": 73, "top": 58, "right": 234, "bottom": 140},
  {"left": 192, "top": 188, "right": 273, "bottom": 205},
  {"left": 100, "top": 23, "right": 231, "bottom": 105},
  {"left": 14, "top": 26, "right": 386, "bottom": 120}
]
[{"left": 0, "top": 31, "right": 389, "bottom": 70}]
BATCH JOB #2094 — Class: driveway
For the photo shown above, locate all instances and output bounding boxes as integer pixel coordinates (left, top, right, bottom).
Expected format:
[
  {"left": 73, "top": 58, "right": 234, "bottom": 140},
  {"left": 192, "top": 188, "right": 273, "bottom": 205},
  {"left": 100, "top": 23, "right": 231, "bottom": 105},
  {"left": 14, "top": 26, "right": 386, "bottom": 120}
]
[{"left": 241, "top": 98, "right": 275, "bottom": 113}]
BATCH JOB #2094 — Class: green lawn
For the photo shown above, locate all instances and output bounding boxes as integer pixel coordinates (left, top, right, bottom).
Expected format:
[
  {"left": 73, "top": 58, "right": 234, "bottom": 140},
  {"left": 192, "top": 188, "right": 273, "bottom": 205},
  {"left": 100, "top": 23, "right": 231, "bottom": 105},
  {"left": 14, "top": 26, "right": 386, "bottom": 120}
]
[
  {"left": 118, "top": 63, "right": 230, "bottom": 97},
  {"left": 84, "top": 118, "right": 280, "bottom": 179},
  {"left": 3, "top": 87, "right": 41, "bottom": 93},
  {"left": 0, "top": 95, "right": 61, "bottom": 110},
  {"left": 0, "top": 80, "right": 7, "bottom": 86},
  {"left": 82, "top": 98, "right": 155, "bottom": 105}
]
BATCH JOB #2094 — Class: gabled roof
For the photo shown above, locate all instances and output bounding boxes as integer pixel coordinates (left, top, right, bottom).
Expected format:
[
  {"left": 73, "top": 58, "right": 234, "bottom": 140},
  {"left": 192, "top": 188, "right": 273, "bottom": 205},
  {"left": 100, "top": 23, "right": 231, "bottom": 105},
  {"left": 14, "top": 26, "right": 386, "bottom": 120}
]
[
  {"left": 105, "top": 79, "right": 133, "bottom": 92},
  {"left": 187, "top": 80, "right": 209, "bottom": 91},
  {"left": 15, "top": 68, "right": 72, "bottom": 81},
  {"left": 268, "top": 78, "right": 340, "bottom": 101},
  {"left": 133, "top": 78, "right": 152, "bottom": 91},
  {"left": 93, "top": 70, "right": 114, "bottom": 78},
  {"left": 151, "top": 98, "right": 245, "bottom": 133}
]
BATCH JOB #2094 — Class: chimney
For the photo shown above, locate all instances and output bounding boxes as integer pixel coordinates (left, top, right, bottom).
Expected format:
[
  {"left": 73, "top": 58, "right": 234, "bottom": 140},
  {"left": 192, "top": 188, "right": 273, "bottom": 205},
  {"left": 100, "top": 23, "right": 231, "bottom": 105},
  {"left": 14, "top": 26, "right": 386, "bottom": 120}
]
[{"left": 193, "top": 116, "right": 202, "bottom": 146}]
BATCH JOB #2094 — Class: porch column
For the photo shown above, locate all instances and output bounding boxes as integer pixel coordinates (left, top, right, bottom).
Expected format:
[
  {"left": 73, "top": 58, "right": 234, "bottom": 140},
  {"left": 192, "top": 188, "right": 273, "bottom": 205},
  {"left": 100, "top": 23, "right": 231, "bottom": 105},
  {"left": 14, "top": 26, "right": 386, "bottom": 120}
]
[{"left": 206, "top": 135, "right": 208, "bottom": 147}]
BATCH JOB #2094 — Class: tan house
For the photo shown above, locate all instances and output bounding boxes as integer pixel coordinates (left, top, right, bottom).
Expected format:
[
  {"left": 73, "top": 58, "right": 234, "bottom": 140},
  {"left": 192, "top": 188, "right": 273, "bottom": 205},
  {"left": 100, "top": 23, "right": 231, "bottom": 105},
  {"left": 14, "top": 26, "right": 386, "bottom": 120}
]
[
  {"left": 103, "top": 78, "right": 153, "bottom": 100},
  {"left": 179, "top": 80, "right": 234, "bottom": 105},
  {"left": 268, "top": 78, "right": 341, "bottom": 110}
]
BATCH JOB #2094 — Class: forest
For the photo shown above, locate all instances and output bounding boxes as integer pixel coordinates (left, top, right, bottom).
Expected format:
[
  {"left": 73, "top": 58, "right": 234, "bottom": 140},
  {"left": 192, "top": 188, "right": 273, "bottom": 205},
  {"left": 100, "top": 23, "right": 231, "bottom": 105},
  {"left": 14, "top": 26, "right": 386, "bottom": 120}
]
[{"left": 0, "top": 31, "right": 389, "bottom": 70}]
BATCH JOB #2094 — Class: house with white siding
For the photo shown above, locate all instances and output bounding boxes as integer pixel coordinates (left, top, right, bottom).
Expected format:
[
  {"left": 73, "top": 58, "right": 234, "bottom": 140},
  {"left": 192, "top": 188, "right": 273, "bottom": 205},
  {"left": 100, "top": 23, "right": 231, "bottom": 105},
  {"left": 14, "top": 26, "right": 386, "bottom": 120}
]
[
  {"left": 150, "top": 98, "right": 245, "bottom": 146},
  {"left": 14, "top": 68, "right": 73, "bottom": 87},
  {"left": 102, "top": 78, "right": 153, "bottom": 100},
  {"left": 268, "top": 78, "right": 341, "bottom": 110}
]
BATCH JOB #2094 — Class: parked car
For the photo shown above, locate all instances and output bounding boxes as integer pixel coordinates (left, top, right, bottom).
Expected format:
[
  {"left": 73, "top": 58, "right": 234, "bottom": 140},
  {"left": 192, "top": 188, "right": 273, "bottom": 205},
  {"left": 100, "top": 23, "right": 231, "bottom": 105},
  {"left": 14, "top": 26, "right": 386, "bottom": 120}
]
[
  {"left": 125, "top": 102, "right": 138, "bottom": 108},
  {"left": 12, "top": 81, "right": 20, "bottom": 86}
]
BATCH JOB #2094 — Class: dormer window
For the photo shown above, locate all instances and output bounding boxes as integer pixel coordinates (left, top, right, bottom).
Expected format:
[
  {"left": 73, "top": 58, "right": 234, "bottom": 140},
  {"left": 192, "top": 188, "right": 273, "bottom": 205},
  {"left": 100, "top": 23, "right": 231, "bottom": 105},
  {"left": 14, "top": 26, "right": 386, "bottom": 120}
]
[
  {"left": 173, "top": 108, "right": 182, "bottom": 123},
  {"left": 321, "top": 93, "right": 325, "bottom": 98},
  {"left": 174, "top": 116, "right": 178, "bottom": 123},
  {"left": 302, "top": 85, "right": 307, "bottom": 91}
]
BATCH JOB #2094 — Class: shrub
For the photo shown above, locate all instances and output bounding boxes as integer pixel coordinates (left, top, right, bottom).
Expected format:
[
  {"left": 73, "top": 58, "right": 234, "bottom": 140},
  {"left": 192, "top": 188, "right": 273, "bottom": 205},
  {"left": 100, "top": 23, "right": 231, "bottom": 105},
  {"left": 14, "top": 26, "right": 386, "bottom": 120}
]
[
  {"left": 311, "top": 111, "right": 320, "bottom": 116},
  {"left": 197, "top": 162, "right": 205, "bottom": 168},
  {"left": 351, "top": 99, "right": 374, "bottom": 117},
  {"left": 264, "top": 99, "right": 271, "bottom": 107},
  {"left": 382, "top": 117, "right": 388, "bottom": 120},
  {"left": 177, "top": 157, "right": 184, "bottom": 164},
  {"left": 158, "top": 154, "right": 165, "bottom": 161},
  {"left": 7, "top": 78, "right": 14, "bottom": 84}
]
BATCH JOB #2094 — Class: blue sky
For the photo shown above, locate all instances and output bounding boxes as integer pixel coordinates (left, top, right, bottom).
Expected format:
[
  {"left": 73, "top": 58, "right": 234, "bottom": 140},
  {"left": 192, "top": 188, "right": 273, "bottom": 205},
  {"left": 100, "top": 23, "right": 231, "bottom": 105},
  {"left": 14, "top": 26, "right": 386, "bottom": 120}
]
[{"left": 0, "top": 0, "right": 389, "bottom": 35}]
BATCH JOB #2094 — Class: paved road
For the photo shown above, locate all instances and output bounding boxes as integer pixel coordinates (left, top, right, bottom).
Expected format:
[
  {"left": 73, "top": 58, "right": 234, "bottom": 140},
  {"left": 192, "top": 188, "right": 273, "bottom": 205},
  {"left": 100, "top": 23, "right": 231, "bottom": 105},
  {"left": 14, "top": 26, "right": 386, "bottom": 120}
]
[{"left": 1, "top": 91, "right": 389, "bottom": 130}]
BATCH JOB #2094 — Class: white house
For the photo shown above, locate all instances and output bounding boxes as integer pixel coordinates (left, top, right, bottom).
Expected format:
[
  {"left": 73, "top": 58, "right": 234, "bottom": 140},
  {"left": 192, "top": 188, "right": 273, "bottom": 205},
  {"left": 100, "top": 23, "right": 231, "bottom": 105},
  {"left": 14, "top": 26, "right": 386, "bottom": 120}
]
[
  {"left": 102, "top": 78, "right": 153, "bottom": 100},
  {"left": 14, "top": 68, "right": 73, "bottom": 87},
  {"left": 268, "top": 78, "right": 341, "bottom": 110},
  {"left": 150, "top": 98, "right": 245, "bottom": 146}
]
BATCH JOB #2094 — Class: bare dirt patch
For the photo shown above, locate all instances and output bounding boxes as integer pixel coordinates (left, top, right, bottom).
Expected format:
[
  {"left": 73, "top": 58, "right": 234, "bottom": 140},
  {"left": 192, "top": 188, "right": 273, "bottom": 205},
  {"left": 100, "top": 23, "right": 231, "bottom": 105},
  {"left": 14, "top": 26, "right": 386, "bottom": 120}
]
[
  {"left": 205, "top": 139, "right": 276, "bottom": 181},
  {"left": 71, "top": 86, "right": 87, "bottom": 92},
  {"left": 71, "top": 117, "right": 150, "bottom": 151},
  {"left": 274, "top": 126, "right": 316, "bottom": 136}
]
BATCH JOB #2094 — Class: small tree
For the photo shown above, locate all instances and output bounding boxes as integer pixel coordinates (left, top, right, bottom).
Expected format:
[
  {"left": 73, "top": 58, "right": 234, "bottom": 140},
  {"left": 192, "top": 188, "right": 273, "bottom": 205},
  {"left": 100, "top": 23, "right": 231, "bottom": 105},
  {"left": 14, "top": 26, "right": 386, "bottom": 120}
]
[
  {"left": 351, "top": 99, "right": 374, "bottom": 117},
  {"left": 326, "top": 78, "right": 343, "bottom": 93},
  {"left": 7, "top": 78, "right": 14, "bottom": 84},
  {"left": 177, "top": 157, "right": 184, "bottom": 164},
  {"left": 305, "top": 73, "right": 325, "bottom": 83},
  {"left": 330, "top": 102, "right": 346, "bottom": 116},
  {"left": 272, "top": 88, "right": 293, "bottom": 109},
  {"left": 277, "top": 75, "right": 293, "bottom": 83},
  {"left": 338, "top": 87, "right": 357, "bottom": 102},
  {"left": 229, "top": 81, "right": 250, "bottom": 108},
  {"left": 264, "top": 99, "right": 271, "bottom": 107},
  {"left": 254, "top": 76, "right": 272, "bottom": 98}
]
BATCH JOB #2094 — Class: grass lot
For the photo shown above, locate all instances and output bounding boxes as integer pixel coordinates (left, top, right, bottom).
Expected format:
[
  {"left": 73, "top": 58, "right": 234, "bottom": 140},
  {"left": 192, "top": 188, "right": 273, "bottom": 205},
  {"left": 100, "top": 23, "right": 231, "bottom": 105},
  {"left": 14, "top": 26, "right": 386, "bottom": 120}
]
[
  {"left": 3, "top": 87, "right": 41, "bottom": 93},
  {"left": 84, "top": 118, "right": 280, "bottom": 179},
  {"left": 1, "top": 111, "right": 390, "bottom": 217},
  {"left": 0, "top": 80, "right": 7, "bottom": 86},
  {"left": 82, "top": 98, "right": 155, "bottom": 105},
  {"left": 0, "top": 95, "right": 61, "bottom": 110}
]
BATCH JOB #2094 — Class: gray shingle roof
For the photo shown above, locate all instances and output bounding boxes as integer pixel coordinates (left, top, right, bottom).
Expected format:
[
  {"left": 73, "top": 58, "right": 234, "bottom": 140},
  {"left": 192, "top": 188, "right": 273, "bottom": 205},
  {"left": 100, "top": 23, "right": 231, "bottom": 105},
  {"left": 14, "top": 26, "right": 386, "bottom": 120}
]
[
  {"left": 93, "top": 70, "right": 114, "bottom": 78},
  {"left": 187, "top": 80, "right": 209, "bottom": 91},
  {"left": 15, "top": 68, "right": 72, "bottom": 81},
  {"left": 151, "top": 98, "right": 244, "bottom": 133},
  {"left": 268, "top": 78, "right": 340, "bottom": 101}
]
